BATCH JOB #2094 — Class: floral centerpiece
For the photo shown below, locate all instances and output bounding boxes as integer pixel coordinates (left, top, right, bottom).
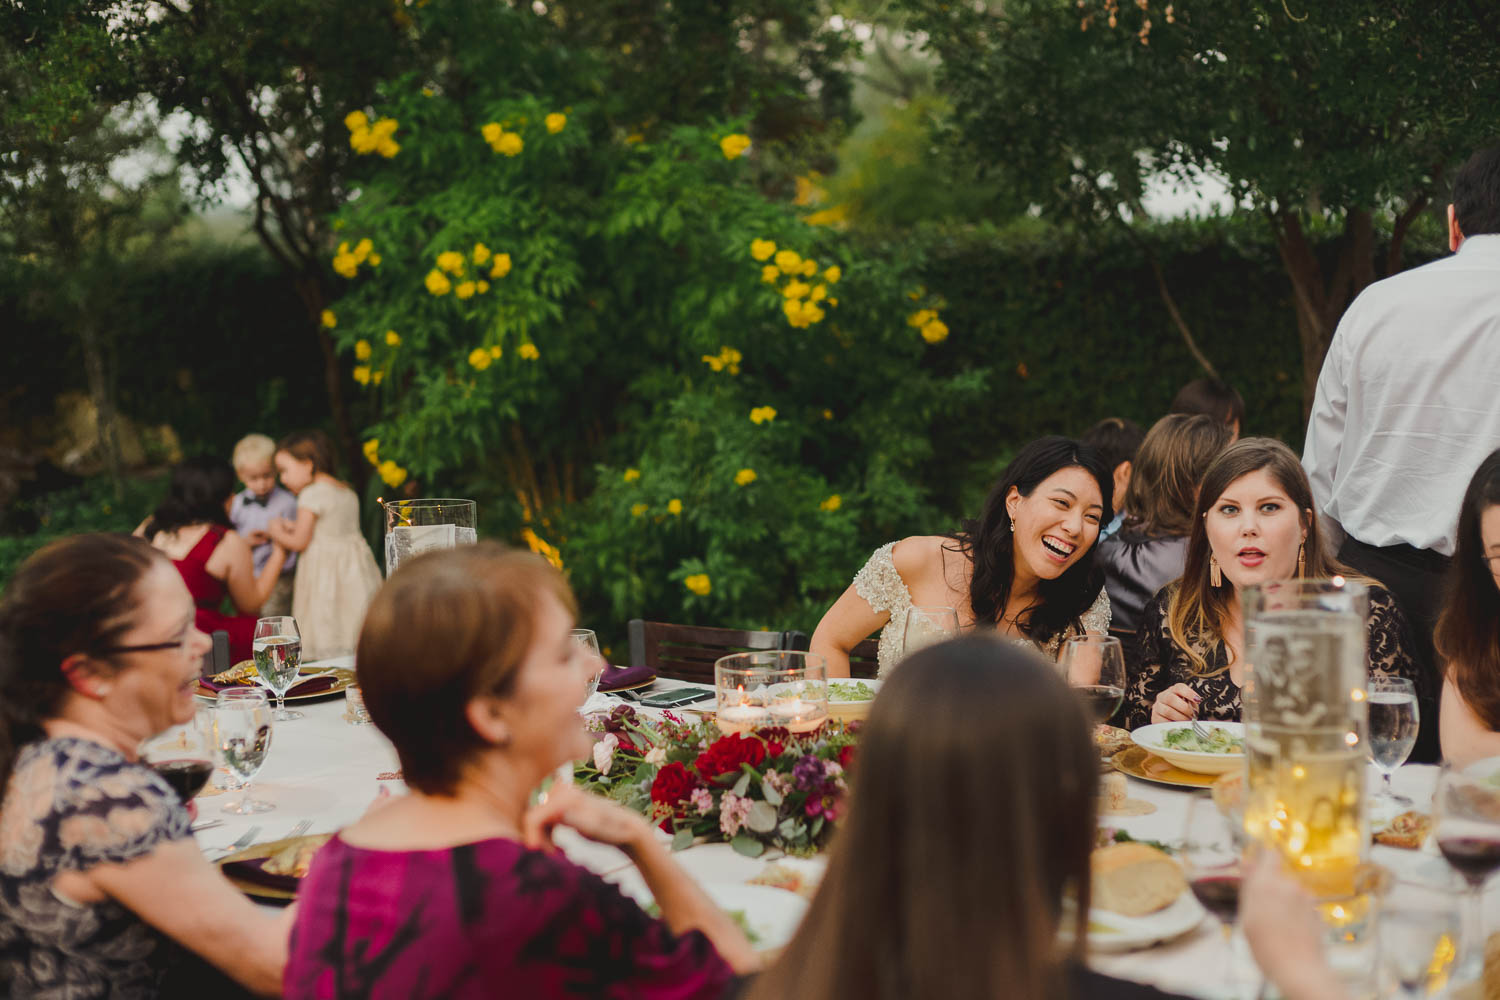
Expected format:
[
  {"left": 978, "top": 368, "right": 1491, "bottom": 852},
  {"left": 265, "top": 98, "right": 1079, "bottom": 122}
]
[{"left": 575, "top": 705, "right": 857, "bottom": 857}]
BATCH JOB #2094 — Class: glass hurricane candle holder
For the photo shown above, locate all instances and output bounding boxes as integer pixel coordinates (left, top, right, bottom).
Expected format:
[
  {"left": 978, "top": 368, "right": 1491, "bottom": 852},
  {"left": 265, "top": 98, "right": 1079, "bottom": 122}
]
[
  {"left": 383, "top": 499, "right": 477, "bottom": 577},
  {"left": 714, "top": 651, "right": 829, "bottom": 737}
]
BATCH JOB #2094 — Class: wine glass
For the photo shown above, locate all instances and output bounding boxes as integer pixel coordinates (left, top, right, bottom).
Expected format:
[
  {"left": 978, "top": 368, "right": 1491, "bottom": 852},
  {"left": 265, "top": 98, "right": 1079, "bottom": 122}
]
[
  {"left": 253, "top": 616, "right": 303, "bottom": 722},
  {"left": 572, "top": 628, "right": 605, "bottom": 704},
  {"left": 1367, "top": 676, "right": 1418, "bottom": 814},
  {"left": 1182, "top": 793, "right": 1243, "bottom": 939},
  {"left": 1380, "top": 881, "right": 1461, "bottom": 998},
  {"left": 141, "top": 706, "right": 216, "bottom": 806},
  {"left": 215, "top": 687, "right": 275, "bottom": 815},
  {"left": 1057, "top": 634, "right": 1126, "bottom": 725},
  {"left": 902, "top": 606, "right": 959, "bottom": 657},
  {"left": 1433, "top": 767, "right": 1500, "bottom": 981}
]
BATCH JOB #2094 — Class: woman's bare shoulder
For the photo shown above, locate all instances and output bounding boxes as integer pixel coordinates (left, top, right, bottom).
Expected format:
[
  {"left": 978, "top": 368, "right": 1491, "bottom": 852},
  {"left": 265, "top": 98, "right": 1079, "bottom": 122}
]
[{"left": 891, "top": 535, "right": 960, "bottom": 583}]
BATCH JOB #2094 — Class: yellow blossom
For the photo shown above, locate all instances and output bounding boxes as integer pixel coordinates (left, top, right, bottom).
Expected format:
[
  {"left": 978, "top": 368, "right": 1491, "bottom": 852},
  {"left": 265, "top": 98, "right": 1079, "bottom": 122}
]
[
  {"left": 631, "top": 503, "right": 648, "bottom": 518},
  {"left": 667, "top": 499, "right": 682, "bottom": 515},
  {"left": 437, "top": 251, "right": 466, "bottom": 275},
  {"left": 702, "top": 354, "right": 725, "bottom": 372},
  {"left": 820, "top": 494, "right": 842, "bottom": 512},
  {"left": 490, "top": 254, "right": 512, "bottom": 278},
  {"left": 370, "top": 118, "right": 397, "bottom": 140},
  {"left": 828, "top": 298, "right": 838, "bottom": 307},
  {"left": 519, "top": 343, "right": 540, "bottom": 360},
  {"left": 734, "top": 468, "right": 757, "bottom": 487},
  {"left": 810, "top": 284, "right": 827, "bottom": 303},
  {"left": 783, "top": 299, "right": 808, "bottom": 327},
  {"left": 489, "top": 345, "right": 502, "bottom": 359},
  {"left": 823, "top": 265, "right": 841, "bottom": 284},
  {"left": 425, "top": 269, "right": 452, "bottom": 296},
  {"left": 719, "top": 133, "right": 751, "bottom": 160},
  {"left": 545, "top": 112, "right": 567, "bottom": 134},
  {"left": 907, "top": 309, "right": 936, "bottom": 328},
  {"left": 349, "top": 126, "right": 377, "bottom": 154},
  {"left": 494, "top": 131, "right": 523, "bottom": 156},
  {"left": 623, "top": 468, "right": 641, "bottom": 482},
  {"left": 354, "top": 339, "right": 372, "bottom": 360},
  {"left": 801, "top": 259, "right": 818, "bottom": 277},
  {"left": 376, "top": 138, "right": 400, "bottom": 158},
  {"left": 377, "top": 460, "right": 408, "bottom": 488},
  {"left": 804, "top": 303, "right": 826, "bottom": 324},
  {"left": 362, "top": 439, "right": 380, "bottom": 465},
  {"left": 521, "top": 527, "right": 565, "bottom": 571},
  {"left": 750, "top": 239, "right": 776, "bottom": 262},
  {"left": 782, "top": 280, "right": 811, "bottom": 300},
  {"left": 761, "top": 265, "right": 780, "bottom": 284},
  {"left": 422, "top": 87, "right": 435, "bottom": 97},
  {"left": 367, "top": 253, "right": 381, "bottom": 267},
  {"left": 481, "top": 122, "right": 503, "bottom": 144},
  {"left": 749, "top": 406, "right": 777, "bottom": 425},
  {"left": 344, "top": 110, "right": 370, "bottom": 132},
  {"left": 822, "top": 408, "right": 834, "bottom": 420},
  {"left": 332, "top": 253, "right": 359, "bottom": 278},
  {"left": 385, "top": 330, "right": 401, "bottom": 347},
  {"left": 352, "top": 365, "right": 371, "bottom": 385},
  {"left": 773, "top": 249, "right": 802, "bottom": 273},
  {"left": 321, "top": 309, "right": 337, "bottom": 328},
  {"left": 468, "top": 347, "right": 492, "bottom": 370},
  {"left": 684, "top": 573, "right": 712, "bottom": 596},
  {"left": 472, "top": 242, "right": 492, "bottom": 265},
  {"left": 921, "top": 319, "right": 950, "bottom": 344},
  {"left": 353, "top": 238, "right": 373, "bottom": 262},
  {"left": 625, "top": 132, "right": 644, "bottom": 145},
  {"left": 371, "top": 370, "right": 384, "bottom": 385},
  {"left": 455, "top": 281, "right": 476, "bottom": 300}
]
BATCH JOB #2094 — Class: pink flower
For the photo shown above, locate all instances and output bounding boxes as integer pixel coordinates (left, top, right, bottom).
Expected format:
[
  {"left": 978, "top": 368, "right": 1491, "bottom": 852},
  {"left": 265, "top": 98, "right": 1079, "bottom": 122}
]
[
  {"left": 690, "top": 787, "right": 715, "bottom": 815},
  {"left": 592, "top": 733, "right": 619, "bottom": 775},
  {"left": 645, "top": 747, "right": 667, "bottom": 765},
  {"left": 763, "top": 770, "right": 791, "bottom": 799},
  {"left": 719, "top": 792, "right": 752, "bottom": 838}
]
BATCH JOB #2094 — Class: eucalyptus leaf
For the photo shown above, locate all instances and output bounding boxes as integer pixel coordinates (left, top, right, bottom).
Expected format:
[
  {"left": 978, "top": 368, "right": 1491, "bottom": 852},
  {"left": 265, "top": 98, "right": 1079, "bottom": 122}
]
[
  {"left": 730, "top": 834, "right": 765, "bottom": 858},
  {"left": 731, "top": 771, "right": 751, "bottom": 797},
  {"left": 746, "top": 800, "right": 778, "bottom": 833},
  {"left": 671, "top": 827, "right": 694, "bottom": 852}
]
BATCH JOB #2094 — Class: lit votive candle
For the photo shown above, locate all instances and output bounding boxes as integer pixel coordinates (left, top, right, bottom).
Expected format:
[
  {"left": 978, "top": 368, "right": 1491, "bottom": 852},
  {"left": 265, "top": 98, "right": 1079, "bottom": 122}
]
[
  {"left": 770, "top": 699, "right": 826, "bottom": 734},
  {"left": 716, "top": 704, "right": 769, "bottom": 735}
]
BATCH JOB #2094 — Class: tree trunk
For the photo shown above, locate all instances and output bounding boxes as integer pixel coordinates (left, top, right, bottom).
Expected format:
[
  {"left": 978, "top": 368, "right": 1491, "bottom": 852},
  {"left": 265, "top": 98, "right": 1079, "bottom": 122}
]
[
  {"left": 291, "top": 276, "right": 364, "bottom": 491},
  {"left": 77, "top": 312, "right": 123, "bottom": 502}
]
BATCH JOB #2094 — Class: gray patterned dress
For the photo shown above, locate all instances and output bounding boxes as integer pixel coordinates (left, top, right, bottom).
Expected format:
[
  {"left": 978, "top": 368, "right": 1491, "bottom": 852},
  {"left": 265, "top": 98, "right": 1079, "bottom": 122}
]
[{"left": 0, "top": 737, "right": 191, "bottom": 998}]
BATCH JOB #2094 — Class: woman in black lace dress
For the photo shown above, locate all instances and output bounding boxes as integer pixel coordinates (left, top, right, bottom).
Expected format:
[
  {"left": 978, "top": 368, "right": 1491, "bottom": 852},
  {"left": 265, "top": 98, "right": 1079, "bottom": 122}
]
[{"left": 1122, "top": 439, "right": 1422, "bottom": 732}]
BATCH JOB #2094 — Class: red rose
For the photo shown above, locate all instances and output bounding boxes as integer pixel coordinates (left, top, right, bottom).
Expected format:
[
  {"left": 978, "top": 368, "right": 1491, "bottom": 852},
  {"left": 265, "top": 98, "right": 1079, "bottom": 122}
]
[
  {"left": 650, "top": 762, "right": 699, "bottom": 807},
  {"left": 754, "top": 726, "right": 790, "bottom": 758},
  {"left": 694, "top": 733, "right": 767, "bottom": 779},
  {"left": 838, "top": 744, "right": 856, "bottom": 771}
]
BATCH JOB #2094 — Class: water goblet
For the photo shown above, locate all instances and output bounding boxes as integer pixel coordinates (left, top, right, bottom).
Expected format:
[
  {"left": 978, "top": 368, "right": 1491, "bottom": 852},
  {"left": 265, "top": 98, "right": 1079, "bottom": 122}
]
[
  {"left": 215, "top": 687, "right": 275, "bottom": 815},
  {"left": 902, "top": 606, "right": 959, "bottom": 657},
  {"left": 572, "top": 628, "right": 605, "bottom": 705},
  {"left": 253, "top": 616, "right": 303, "bottom": 722},
  {"left": 1381, "top": 880, "right": 1461, "bottom": 998},
  {"left": 1366, "top": 676, "right": 1418, "bottom": 812},
  {"left": 1057, "top": 634, "right": 1126, "bottom": 725}
]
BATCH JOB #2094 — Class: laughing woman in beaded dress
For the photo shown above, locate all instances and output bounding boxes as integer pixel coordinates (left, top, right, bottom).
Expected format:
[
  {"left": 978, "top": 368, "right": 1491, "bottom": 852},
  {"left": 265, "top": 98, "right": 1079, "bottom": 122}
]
[
  {"left": 811, "top": 437, "right": 1113, "bottom": 678},
  {"left": 1121, "top": 439, "right": 1423, "bottom": 731}
]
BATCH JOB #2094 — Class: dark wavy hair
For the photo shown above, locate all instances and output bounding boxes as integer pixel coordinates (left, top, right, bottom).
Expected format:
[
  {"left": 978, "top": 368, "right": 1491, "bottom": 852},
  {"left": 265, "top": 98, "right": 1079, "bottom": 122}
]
[
  {"left": 746, "top": 637, "right": 1098, "bottom": 1000},
  {"left": 143, "top": 455, "right": 235, "bottom": 537},
  {"left": 1436, "top": 449, "right": 1500, "bottom": 728},
  {"left": 950, "top": 436, "right": 1112, "bottom": 645},
  {"left": 0, "top": 534, "right": 164, "bottom": 790},
  {"left": 1453, "top": 141, "right": 1500, "bottom": 238}
]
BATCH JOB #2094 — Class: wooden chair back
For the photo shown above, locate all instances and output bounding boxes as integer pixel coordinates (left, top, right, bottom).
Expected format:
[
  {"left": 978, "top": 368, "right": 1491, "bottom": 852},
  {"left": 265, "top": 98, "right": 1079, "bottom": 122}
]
[
  {"left": 628, "top": 620, "right": 807, "bottom": 684},
  {"left": 847, "top": 638, "right": 880, "bottom": 679}
]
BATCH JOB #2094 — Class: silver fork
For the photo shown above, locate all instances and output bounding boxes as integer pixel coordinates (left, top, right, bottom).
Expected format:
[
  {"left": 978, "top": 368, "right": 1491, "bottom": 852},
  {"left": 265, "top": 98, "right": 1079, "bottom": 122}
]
[
  {"left": 207, "top": 824, "right": 262, "bottom": 860},
  {"left": 1191, "top": 717, "right": 1212, "bottom": 741},
  {"left": 286, "top": 819, "right": 313, "bottom": 840}
]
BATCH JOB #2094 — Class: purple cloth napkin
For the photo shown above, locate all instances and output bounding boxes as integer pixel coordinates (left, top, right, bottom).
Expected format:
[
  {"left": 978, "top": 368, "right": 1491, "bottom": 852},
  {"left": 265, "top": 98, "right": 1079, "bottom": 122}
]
[
  {"left": 199, "top": 675, "right": 338, "bottom": 696},
  {"left": 598, "top": 663, "right": 654, "bottom": 692},
  {"left": 221, "top": 856, "right": 300, "bottom": 894}
]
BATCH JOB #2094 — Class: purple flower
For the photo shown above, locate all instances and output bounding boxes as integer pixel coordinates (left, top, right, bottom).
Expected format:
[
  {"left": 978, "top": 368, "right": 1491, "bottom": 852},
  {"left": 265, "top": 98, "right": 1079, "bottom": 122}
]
[{"left": 792, "top": 754, "right": 827, "bottom": 791}]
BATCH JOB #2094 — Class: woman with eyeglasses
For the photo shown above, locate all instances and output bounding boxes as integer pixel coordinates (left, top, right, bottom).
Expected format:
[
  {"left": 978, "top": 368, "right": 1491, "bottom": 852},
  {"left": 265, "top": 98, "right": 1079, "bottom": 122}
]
[
  {"left": 1437, "top": 450, "right": 1500, "bottom": 767},
  {"left": 0, "top": 534, "right": 292, "bottom": 997}
]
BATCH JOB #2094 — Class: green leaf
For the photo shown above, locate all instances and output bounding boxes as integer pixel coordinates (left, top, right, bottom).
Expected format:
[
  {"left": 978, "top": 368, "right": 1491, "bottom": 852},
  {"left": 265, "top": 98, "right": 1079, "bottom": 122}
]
[
  {"left": 761, "top": 779, "right": 782, "bottom": 807},
  {"left": 671, "top": 827, "right": 695, "bottom": 852},
  {"left": 730, "top": 833, "right": 765, "bottom": 858},
  {"left": 745, "top": 800, "right": 778, "bottom": 833},
  {"left": 731, "top": 771, "right": 751, "bottom": 797}
]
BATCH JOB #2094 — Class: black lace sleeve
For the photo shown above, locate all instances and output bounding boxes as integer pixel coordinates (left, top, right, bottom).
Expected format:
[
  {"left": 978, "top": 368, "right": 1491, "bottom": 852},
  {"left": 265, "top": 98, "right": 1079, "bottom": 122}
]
[
  {"left": 1366, "top": 585, "right": 1426, "bottom": 700},
  {"left": 1123, "top": 589, "right": 1174, "bottom": 731}
]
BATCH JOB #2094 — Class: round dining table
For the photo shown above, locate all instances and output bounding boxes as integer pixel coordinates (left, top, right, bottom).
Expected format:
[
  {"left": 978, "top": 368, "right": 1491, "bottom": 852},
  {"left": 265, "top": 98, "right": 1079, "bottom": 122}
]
[{"left": 194, "top": 657, "right": 1488, "bottom": 999}]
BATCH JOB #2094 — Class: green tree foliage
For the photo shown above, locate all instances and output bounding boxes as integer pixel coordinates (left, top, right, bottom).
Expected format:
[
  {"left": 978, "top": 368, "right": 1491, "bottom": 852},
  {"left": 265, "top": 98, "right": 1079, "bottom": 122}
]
[{"left": 904, "top": 0, "right": 1500, "bottom": 410}]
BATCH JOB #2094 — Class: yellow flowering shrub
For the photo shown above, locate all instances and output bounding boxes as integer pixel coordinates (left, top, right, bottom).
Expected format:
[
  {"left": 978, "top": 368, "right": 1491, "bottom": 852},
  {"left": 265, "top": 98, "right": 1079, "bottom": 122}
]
[
  {"left": 760, "top": 265, "right": 780, "bottom": 284},
  {"left": 518, "top": 343, "right": 540, "bottom": 360},
  {"left": 749, "top": 406, "right": 777, "bottom": 425},
  {"left": 773, "top": 249, "right": 801, "bottom": 273},
  {"left": 630, "top": 502, "right": 648, "bottom": 517},
  {"left": 354, "top": 339, "right": 372, "bottom": 360},
  {"left": 455, "top": 281, "right": 476, "bottom": 300},
  {"left": 362, "top": 439, "right": 380, "bottom": 465},
  {"left": 684, "top": 573, "right": 712, "bottom": 596},
  {"left": 385, "top": 330, "right": 401, "bottom": 346},
  {"left": 719, "top": 134, "right": 751, "bottom": 159},
  {"left": 425, "top": 269, "right": 452, "bottom": 295},
  {"left": 468, "top": 347, "right": 492, "bottom": 370},
  {"left": 750, "top": 238, "right": 776, "bottom": 261},
  {"left": 623, "top": 468, "right": 641, "bottom": 482},
  {"left": 820, "top": 494, "right": 842, "bottom": 511},
  {"left": 472, "top": 242, "right": 492, "bottom": 265},
  {"left": 667, "top": 498, "right": 682, "bottom": 515},
  {"left": 545, "top": 112, "right": 567, "bottom": 134},
  {"left": 490, "top": 254, "right": 512, "bottom": 278},
  {"left": 377, "top": 460, "right": 408, "bottom": 487},
  {"left": 921, "top": 319, "right": 950, "bottom": 344},
  {"left": 734, "top": 468, "right": 757, "bottom": 486},
  {"left": 321, "top": 309, "right": 337, "bottom": 328},
  {"left": 352, "top": 365, "right": 371, "bottom": 385},
  {"left": 436, "top": 251, "right": 466, "bottom": 275}
]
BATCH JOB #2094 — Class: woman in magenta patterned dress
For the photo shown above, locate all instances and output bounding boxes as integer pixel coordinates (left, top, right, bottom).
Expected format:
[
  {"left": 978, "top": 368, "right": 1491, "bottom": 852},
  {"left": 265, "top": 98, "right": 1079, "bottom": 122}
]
[{"left": 284, "top": 545, "right": 756, "bottom": 999}]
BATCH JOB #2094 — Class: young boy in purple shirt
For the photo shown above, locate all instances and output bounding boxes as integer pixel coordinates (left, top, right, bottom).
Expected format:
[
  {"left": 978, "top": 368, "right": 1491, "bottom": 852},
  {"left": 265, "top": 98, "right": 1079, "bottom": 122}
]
[{"left": 230, "top": 433, "right": 298, "bottom": 617}]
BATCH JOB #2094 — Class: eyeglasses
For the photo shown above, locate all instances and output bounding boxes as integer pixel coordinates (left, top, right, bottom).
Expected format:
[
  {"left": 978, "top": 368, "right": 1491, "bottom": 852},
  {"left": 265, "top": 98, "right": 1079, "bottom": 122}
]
[{"left": 99, "top": 639, "right": 188, "bottom": 655}]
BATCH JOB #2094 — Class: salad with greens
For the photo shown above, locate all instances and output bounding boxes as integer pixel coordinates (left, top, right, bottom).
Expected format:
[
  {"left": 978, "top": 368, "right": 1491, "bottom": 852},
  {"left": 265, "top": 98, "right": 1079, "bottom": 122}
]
[
  {"left": 1161, "top": 726, "right": 1244, "bottom": 754},
  {"left": 828, "top": 681, "right": 877, "bottom": 702}
]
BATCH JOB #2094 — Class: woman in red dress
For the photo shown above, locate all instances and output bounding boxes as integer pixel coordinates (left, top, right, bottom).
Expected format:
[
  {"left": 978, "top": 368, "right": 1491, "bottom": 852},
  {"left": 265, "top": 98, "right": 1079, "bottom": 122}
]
[{"left": 136, "top": 457, "right": 287, "bottom": 662}]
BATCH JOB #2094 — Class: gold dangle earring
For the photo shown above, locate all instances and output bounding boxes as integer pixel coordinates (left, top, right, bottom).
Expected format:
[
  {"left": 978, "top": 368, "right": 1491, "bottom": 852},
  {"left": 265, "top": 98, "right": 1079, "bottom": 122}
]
[
  {"left": 1209, "top": 555, "right": 1222, "bottom": 588},
  {"left": 1297, "top": 543, "right": 1305, "bottom": 578}
]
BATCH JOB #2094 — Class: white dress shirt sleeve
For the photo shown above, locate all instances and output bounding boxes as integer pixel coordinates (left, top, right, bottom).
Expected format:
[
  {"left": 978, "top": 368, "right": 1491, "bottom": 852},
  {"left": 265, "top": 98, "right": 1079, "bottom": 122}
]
[{"left": 1303, "top": 311, "right": 1352, "bottom": 524}]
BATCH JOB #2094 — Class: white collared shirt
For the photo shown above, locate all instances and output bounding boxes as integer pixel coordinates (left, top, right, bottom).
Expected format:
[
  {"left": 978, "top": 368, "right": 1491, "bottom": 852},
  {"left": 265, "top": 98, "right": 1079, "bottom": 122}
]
[{"left": 1303, "top": 234, "right": 1500, "bottom": 556}]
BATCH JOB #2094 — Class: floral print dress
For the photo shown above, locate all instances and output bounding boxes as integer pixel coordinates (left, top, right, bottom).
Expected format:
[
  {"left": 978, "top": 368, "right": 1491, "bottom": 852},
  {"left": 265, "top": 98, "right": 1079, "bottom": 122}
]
[{"left": 0, "top": 737, "right": 191, "bottom": 998}]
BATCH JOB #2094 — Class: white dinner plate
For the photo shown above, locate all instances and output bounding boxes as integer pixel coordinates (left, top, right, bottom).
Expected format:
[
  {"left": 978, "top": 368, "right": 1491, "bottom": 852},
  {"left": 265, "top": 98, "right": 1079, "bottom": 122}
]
[
  {"left": 1130, "top": 722, "right": 1245, "bottom": 776},
  {"left": 700, "top": 883, "right": 809, "bottom": 951},
  {"left": 1087, "top": 891, "right": 1206, "bottom": 952},
  {"left": 828, "top": 678, "right": 881, "bottom": 721}
]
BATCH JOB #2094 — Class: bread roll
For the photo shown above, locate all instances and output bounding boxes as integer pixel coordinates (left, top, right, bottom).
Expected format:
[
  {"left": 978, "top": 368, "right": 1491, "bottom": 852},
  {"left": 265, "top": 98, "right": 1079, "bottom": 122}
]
[{"left": 1091, "top": 842, "right": 1186, "bottom": 916}]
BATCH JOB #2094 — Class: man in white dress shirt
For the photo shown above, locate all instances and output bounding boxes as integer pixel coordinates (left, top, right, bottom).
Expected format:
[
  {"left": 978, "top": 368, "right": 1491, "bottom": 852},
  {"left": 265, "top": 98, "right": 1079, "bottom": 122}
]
[{"left": 1304, "top": 142, "right": 1500, "bottom": 763}]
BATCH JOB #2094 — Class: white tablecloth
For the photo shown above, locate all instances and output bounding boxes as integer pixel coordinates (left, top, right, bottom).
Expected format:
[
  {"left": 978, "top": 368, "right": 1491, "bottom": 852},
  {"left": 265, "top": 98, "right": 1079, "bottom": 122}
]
[{"left": 195, "top": 665, "right": 1484, "bottom": 999}]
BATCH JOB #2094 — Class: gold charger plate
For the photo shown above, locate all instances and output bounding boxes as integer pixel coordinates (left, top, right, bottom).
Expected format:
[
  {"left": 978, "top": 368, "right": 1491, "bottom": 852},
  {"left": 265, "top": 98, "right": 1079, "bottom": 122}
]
[
  {"left": 1111, "top": 746, "right": 1218, "bottom": 789},
  {"left": 196, "top": 665, "right": 356, "bottom": 703},
  {"left": 215, "top": 833, "right": 332, "bottom": 902}
]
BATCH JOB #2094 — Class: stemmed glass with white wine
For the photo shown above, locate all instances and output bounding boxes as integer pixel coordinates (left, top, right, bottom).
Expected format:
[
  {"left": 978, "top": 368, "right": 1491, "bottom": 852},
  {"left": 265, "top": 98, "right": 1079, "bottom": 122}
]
[
  {"left": 902, "top": 606, "right": 959, "bottom": 657},
  {"left": 1366, "top": 676, "right": 1418, "bottom": 812},
  {"left": 1057, "top": 634, "right": 1126, "bottom": 725},
  {"left": 253, "top": 616, "right": 303, "bottom": 722},
  {"left": 215, "top": 687, "right": 275, "bottom": 815}
]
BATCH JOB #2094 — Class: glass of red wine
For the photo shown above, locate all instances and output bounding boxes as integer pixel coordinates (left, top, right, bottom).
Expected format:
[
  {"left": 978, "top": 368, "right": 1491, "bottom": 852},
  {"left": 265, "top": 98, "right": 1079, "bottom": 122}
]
[
  {"left": 141, "top": 707, "right": 216, "bottom": 807},
  {"left": 1057, "top": 635, "right": 1126, "bottom": 725},
  {"left": 1433, "top": 767, "right": 1500, "bottom": 981},
  {"left": 1181, "top": 793, "right": 1243, "bottom": 938}
]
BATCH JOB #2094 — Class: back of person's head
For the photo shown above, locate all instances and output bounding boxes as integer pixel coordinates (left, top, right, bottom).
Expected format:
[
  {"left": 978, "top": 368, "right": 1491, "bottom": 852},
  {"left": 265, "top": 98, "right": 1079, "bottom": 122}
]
[
  {"left": 1122, "top": 414, "right": 1235, "bottom": 539},
  {"left": 232, "top": 433, "right": 277, "bottom": 473},
  {"left": 1080, "top": 417, "right": 1145, "bottom": 476},
  {"left": 145, "top": 455, "right": 236, "bottom": 536},
  {"left": 1437, "top": 449, "right": 1500, "bottom": 726},
  {"left": 276, "top": 430, "right": 337, "bottom": 477},
  {"left": 960, "top": 436, "right": 1113, "bottom": 642},
  {"left": 0, "top": 534, "right": 163, "bottom": 789},
  {"left": 1453, "top": 142, "right": 1500, "bottom": 238},
  {"left": 747, "top": 636, "right": 1098, "bottom": 1000},
  {"left": 1169, "top": 377, "right": 1245, "bottom": 436},
  {"left": 355, "top": 542, "right": 577, "bottom": 794}
]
